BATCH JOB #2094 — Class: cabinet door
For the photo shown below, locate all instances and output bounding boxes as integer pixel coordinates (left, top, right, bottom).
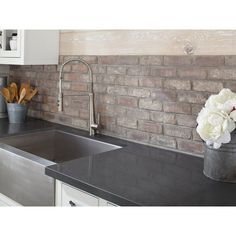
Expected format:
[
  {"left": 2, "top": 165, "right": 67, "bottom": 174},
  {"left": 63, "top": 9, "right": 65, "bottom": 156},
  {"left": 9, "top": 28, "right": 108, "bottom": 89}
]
[
  {"left": 0, "top": 30, "right": 21, "bottom": 58},
  {"left": 59, "top": 182, "right": 99, "bottom": 207}
]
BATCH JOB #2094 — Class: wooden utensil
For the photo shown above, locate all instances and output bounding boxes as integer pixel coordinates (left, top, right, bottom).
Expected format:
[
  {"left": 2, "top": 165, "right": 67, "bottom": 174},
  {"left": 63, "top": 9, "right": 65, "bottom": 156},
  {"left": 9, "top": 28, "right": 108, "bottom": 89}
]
[
  {"left": 18, "top": 88, "right": 26, "bottom": 104},
  {"left": 10, "top": 83, "right": 19, "bottom": 101},
  {"left": 8, "top": 86, "right": 15, "bottom": 102},
  {"left": 1, "top": 88, "right": 11, "bottom": 103},
  {"left": 25, "top": 88, "right": 38, "bottom": 102},
  {"left": 20, "top": 82, "right": 30, "bottom": 96}
]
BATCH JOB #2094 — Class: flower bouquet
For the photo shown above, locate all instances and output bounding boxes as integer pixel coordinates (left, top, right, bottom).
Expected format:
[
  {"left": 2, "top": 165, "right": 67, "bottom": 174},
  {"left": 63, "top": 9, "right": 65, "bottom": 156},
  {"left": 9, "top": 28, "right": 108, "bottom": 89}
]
[{"left": 197, "top": 88, "right": 236, "bottom": 182}]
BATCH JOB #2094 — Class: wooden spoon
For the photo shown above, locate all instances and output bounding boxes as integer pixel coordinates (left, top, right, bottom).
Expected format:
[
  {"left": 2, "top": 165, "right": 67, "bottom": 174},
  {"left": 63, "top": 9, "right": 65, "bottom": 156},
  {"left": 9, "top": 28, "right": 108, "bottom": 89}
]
[
  {"left": 25, "top": 88, "right": 38, "bottom": 102},
  {"left": 1, "top": 88, "right": 11, "bottom": 103},
  {"left": 8, "top": 86, "right": 15, "bottom": 102},
  {"left": 20, "top": 82, "right": 30, "bottom": 96},
  {"left": 10, "top": 83, "right": 19, "bottom": 101},
  {"left": 18, "top": 88, "right": 26, "bottom": 104}
]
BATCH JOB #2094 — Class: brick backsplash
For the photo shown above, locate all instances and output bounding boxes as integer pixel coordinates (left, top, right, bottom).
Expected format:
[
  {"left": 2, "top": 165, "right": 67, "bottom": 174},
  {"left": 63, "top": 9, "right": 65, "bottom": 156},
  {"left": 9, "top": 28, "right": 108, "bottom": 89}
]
[{"left": 9, "top": 55, "right": 236, "bottom": 155}]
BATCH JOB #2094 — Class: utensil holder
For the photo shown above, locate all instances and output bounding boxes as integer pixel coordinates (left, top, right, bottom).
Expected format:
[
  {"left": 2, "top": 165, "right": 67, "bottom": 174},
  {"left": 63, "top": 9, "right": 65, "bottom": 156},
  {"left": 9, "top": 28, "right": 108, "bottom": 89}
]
[{"left": 7, "top": 103, "right": 27, "bottom": 124}]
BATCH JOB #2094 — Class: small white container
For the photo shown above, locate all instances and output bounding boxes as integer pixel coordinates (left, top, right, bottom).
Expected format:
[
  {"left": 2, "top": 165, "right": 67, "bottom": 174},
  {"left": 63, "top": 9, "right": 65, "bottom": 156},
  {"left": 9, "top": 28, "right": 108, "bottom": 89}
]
[{"left": 9, "top": 36, "right": 17, "bottom": 50}]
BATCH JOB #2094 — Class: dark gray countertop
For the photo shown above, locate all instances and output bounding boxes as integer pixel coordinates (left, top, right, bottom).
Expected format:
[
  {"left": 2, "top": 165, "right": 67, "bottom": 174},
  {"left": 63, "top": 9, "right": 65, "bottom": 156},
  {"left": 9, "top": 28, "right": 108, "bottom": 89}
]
[
  {"left": 0, "top": 117, "right": 55, "bottom": 138},
  {"left": 1, "top": 117, "right": 236, "bottom": 206}
]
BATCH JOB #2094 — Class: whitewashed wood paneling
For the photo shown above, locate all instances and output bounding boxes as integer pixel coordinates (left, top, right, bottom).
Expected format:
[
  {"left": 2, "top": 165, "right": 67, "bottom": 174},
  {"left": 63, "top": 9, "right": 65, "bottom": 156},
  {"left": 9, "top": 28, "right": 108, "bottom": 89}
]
[{"left": 60, "top": 30, "right": 236, "bottom": 55}]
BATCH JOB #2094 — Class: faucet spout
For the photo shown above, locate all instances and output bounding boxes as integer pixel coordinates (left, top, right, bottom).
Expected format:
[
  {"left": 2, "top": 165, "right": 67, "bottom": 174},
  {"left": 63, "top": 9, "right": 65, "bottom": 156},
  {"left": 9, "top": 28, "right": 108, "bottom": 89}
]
[{"left": 58, "top": 58, "right": 100, "bottom": 136}]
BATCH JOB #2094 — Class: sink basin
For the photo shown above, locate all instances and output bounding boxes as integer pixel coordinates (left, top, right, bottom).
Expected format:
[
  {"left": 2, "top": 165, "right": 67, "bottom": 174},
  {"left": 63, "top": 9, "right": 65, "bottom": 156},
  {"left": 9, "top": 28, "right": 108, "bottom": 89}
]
[
  {"left": 1, "top": 129, "right": 121, "bottom": 163},
  {"left": 0, "top": 129, "right": 121, "bottom": 206}
]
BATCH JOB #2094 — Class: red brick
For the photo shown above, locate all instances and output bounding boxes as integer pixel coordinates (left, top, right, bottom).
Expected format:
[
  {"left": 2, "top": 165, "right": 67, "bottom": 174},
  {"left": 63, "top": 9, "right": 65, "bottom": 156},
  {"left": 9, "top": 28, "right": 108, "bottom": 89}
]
[
  {"left": 176, "top": 114, "right": 197, "bottom": 128},
  {"left": 71, "top": 82, "right": 88, "bottom": 92},
  {"left": 193, "top": 56, "right": 224, "bottom": 66},
  {"left": 71, "top": 118, "right": 88, "bottom": 129},
  {"left": 150, "top": 134, "right": 176, "bottom": 148},
  {"left": 163, "top": 113, "right": 176, "bottom": 124},
  {"left": 150, "top": 111, "right": 164, "bottom": 122},
  {"left": 139, "top": 76, "right": 162, "bottom": 88},
  {"left": 138, "top": 120, "right": 162, "bottom": 134},
  {"left": 164, "top": 125, "right": 192, "bottom": 139},
  {"left": 127, "top": 66, "right": 150, "bottom": 76},
  {"left": 90, "top": 64, "right": 106, "bottom": 74},
  {"left": 128, "top": 88, "right": 150, "bottom": 97},
  {"left": 126, "top": 129, "right": 149, "bottom": 143},
  {"left": 117, "top": 117, "right": 137, "bottom": 129},
  {"left": 150, "top": 67, "right": 176, "bottom": 77},
  {"left": 139, "top": 56, "right": 163, "bottom": 65},
  {"left": 208, "top": 69, "right": 236, "bottom": 80},
  {"left": 163, "top": 79, "right": 191, "bottom": 90},
  {"left": 139, "top": 98, "right": 162, "bottom": 111},
  {"left": 164, "top": 56, "right": 192, "bottom": 65},
  {"left": 178, "top": 91, "right": 208, "bottom": 104},
  {"left": 192, "top": 81, "right": 223, "bottom": 93},
  {"left": 97, "top": 94, "right": 116, "bottom": 105},
  {"left": 115, "top": 76, "right": 139, "bottom": 87},
  {"left": 127, "top": 109, "right": 149, "bottom": 120},
  {"left": 32, "top": 65, "right": 44, "bottom": 71},
  {"left": 107, "top": 85, "right": 128, "bottom": 95},
  {"left": 44, "top": 65, "right": 57, "bottom": 72},
  {"left": 225, "top": 56, "right": 236, "bottom": 66},
  {"left": 117, "top": 96, "right": 138, "bottom": 107},
  {"left": 177, "top": 139, "right": 203, "bottom": 155},
  {"left": 99, "top": 56, "right": 139, "bottom": 65},
  {"left": 151, "top": 90, "right": 176, "bottom": 101},
  {"left": 71, "top": 64, "right": 88, "bottom": 73},
  {"left": 177, "top": 68, "right": 207, "bottom": 79},
  {"left": 163, "top": 102, "right": 191, "bottom": 114},
  {"left": 107, "top": 66, "right": 126, "bottom": 75}
]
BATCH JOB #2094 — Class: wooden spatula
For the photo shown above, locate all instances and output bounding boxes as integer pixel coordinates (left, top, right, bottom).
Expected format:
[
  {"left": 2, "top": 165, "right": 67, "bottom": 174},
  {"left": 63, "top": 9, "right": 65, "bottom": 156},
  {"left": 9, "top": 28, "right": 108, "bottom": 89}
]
[
  {"left": 18, "top": 88, "right": 26, "bottom": 104},
  {"left": 1, "top": 88, "right": 11, "bottom": 103}
]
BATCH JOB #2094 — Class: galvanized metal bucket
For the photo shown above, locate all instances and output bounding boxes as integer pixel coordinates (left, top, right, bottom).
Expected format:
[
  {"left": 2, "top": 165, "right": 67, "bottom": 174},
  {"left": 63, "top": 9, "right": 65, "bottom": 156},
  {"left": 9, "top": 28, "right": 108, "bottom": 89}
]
[
  {"left": 204, "top": 131, "right": 236, "bottom": 183},
  {"left": 7, "top": 103, "right": 27, "bottom": 124}
]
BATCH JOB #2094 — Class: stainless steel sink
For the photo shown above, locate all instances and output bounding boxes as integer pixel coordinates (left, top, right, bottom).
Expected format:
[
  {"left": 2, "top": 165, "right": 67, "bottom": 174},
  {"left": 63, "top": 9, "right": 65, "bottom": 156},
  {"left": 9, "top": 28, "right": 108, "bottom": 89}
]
[{"left": 0, "top": 129, "right": 121, "bottom": 206}]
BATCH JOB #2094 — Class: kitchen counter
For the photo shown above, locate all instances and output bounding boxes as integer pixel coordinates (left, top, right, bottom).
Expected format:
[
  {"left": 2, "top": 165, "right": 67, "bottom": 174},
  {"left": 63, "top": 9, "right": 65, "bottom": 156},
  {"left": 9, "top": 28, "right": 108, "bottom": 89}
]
[
  {"left": 0, "top": 117, "right": 55, "bottom": 138},
  {"left": 45, "top": 125, "right": 236, "bottom": 206},
  {"left": 1, "top": 117, "right": 236, "bottom": 206}
]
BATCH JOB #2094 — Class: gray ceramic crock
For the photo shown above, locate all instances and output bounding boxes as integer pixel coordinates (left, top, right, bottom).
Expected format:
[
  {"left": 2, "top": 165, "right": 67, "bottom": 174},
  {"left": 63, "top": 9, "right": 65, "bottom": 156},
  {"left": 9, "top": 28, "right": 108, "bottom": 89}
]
[
  {"left": 7, "top": 103, "right": 27, "bottom": 124},
  {"left": 204, "top": 130, "right": 236, "bottom": 183}
]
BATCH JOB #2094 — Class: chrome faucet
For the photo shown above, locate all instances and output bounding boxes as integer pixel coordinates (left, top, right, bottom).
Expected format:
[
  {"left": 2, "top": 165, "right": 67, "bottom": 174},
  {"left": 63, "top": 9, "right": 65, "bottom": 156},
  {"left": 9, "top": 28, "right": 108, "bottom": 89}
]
[{"left": 58, "top": 58, "right": 100, "bottom": 136}]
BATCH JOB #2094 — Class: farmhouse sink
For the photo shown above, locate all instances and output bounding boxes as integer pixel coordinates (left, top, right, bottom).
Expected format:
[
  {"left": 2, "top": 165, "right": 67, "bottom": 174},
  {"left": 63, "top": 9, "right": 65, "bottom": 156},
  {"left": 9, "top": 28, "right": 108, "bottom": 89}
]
[
  {"left": 0, "top": 129, "right": 121, "bottom": 206},
  {"left": 1, "top": 130, "right": 121, "bottom": 163}
]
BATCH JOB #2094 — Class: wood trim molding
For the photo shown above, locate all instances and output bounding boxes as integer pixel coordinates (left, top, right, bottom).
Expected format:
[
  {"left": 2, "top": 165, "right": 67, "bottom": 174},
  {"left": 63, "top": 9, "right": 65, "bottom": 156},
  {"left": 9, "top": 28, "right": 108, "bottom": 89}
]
[{"left": 60, "top": 30, "right": 236, "bottom": 56}]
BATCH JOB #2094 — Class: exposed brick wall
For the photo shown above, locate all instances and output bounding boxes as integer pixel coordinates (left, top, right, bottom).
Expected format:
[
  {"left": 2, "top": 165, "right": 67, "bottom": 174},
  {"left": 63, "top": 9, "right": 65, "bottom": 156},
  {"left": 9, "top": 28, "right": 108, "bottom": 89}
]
[{"left": 9, "top": 55, "right": 236, "bottom": 156}]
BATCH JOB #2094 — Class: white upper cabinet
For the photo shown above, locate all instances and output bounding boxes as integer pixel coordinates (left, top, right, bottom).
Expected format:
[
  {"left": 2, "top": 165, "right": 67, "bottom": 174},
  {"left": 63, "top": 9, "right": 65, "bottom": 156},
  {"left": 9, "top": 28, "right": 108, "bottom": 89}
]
[{"left": 0, "top": 30, "right": 59, "bottom": 65}]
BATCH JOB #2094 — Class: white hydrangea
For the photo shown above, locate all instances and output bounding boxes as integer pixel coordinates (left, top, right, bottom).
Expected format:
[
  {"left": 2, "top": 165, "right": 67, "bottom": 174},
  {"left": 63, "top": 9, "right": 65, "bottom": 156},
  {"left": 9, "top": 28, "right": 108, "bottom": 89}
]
[{"left": 196, "top": 89, "right": 236, "bottom": 149}]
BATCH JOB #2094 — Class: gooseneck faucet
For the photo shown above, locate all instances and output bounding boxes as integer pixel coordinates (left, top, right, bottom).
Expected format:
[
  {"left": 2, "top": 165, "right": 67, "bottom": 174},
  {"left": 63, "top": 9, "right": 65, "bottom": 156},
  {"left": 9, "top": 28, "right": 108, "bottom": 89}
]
[{"left": 58, "top": 58, "right": 100, "bottom": 136}]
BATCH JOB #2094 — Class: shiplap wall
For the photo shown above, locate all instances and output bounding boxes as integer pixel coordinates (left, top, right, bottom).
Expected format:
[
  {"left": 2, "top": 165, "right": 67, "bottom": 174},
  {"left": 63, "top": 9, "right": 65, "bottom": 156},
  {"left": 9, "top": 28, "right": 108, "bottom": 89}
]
[{"left": 60, "top": 30, "right": 236, "bottom": 55}]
